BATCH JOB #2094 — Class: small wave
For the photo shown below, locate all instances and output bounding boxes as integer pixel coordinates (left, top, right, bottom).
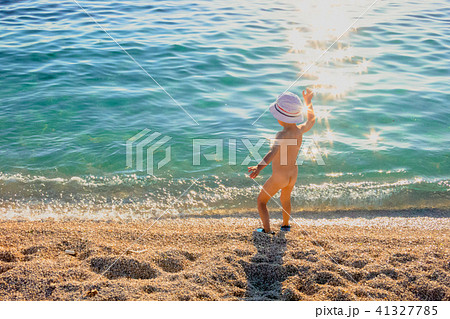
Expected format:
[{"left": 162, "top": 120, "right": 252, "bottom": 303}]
[{"left": 0, "top": 173, "right": 448, "bottom": 220}]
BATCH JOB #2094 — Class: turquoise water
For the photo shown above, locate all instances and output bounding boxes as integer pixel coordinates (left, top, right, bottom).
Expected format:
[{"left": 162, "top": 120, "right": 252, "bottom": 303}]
[{"left": 0, "top": 0, "right": 449, "bottom": 217}]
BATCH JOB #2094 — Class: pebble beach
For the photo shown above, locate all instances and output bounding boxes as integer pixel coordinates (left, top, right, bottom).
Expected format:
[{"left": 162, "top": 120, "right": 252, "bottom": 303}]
[{"left": 1, "top": 210, "right": 449, "bottom": 301}]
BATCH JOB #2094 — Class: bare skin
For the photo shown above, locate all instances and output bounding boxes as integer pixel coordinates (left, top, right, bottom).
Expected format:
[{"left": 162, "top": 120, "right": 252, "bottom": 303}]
[{"left": 248, "top": 88, "right": 315, "bottom": 232}]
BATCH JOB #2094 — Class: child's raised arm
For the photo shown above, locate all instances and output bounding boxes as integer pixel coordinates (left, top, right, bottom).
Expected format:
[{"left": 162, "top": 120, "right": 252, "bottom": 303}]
[
  {"left": 297, "top": 88, "right": 315, "bottom": 134},
  {"left": 247, "top": 132, "right": 281, "bottom": 179}
]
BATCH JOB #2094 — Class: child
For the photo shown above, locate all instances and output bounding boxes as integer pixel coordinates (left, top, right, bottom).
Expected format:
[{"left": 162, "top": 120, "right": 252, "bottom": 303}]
[{"left": 248, "top": 89, "right": 315, "bottom": 234}]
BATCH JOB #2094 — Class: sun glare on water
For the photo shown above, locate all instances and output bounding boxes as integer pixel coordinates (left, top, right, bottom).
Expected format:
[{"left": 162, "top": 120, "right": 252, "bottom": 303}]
[
  {"left": 284, "top": 0, "right": 376, "bottom": 157},
  {"left": 286, "top": 0, "right": 369, "bottom": 99},
  {"left": 365, "top": 128, "right": 383, "bottom": 145}
]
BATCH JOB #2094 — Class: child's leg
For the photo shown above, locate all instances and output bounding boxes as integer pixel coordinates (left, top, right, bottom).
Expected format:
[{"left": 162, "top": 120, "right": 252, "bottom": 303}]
[
  {"left": 257, "top": 176, "right": 283, "bottom": 232},
  {"left": 280, "top": 181, "right": 295, "bottom": 226}
]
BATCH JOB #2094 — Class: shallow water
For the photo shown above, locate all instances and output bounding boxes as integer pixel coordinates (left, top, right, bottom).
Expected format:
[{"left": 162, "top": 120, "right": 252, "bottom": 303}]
[{"left": 0, "top": 0, "right": 449, "bottom": 217}]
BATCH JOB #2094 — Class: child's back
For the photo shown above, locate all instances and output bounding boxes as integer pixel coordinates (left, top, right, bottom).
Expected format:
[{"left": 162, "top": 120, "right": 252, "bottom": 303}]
[{"left": 272, "top": 126, "right": 303, "bottom": 171}]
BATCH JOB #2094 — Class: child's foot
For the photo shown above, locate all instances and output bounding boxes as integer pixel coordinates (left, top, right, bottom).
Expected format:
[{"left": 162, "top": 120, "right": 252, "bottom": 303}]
[
  {"left": 255, "top": 228, "right": 275, "bottom": 235},
  {"left": 280, "top": 225, "right": 291, "bottom": 232}
]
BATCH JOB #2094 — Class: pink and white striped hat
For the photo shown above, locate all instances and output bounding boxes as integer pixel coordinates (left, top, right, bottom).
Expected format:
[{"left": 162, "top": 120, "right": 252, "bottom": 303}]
[{"left": 269, "top": 91, "right": 304, "bottom": 124}]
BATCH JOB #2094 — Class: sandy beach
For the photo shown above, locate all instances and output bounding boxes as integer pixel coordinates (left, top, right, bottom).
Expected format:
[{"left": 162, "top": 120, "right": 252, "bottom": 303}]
[{"left": 0, "top": 209, "right": 449, "bottom": 301}]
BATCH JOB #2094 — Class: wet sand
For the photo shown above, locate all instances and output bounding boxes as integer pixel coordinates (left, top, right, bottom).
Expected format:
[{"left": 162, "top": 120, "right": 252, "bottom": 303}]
[{"left": 0, "top": 213, "right": 449, "bottom": 301}]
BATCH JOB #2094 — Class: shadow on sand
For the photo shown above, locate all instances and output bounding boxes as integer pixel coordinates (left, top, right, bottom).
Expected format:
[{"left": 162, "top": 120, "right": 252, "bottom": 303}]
[{"left": 242, "top": 231, "right": 288, "bottom": 300}]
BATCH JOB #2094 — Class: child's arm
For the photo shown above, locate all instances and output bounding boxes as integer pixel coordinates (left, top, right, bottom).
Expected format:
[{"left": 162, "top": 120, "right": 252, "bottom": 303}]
[
  {"left": 247, "top": 133, "right": 281, "bottom": 179},
  {"left": 297, "top": 88, "right": 315, "bottom": 134}
]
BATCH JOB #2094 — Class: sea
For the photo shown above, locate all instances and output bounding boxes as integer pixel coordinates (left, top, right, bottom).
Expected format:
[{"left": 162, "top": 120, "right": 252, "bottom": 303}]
[{"left": 0, "top": 0, "right": 449, "bottom": 219}]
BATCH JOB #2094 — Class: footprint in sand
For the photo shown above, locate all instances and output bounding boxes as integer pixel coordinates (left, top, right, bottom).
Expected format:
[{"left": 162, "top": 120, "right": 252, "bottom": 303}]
[
  {"left": 153, "top": 250, "right": 197, "bottom": 273},
  {"left": 0, "top": 251, "right": 17, "bottom": 263},
  {"left": 314, "top": 271, "right": 346, "bottom": 286},
  {"left": 291, "top": 249, "right": 318, "bottom": 262},
  {"left": 349, "top": 259, "right": 369, "bottom": 269},
  {"left": 89, "top": 256, "right": 159, "bottom": 279},
  {"left": 389, "top": 252, "right": 417, "bottom": 264},
  {"left": 22, "top": 246, "right": 46, "bottom": 255}
]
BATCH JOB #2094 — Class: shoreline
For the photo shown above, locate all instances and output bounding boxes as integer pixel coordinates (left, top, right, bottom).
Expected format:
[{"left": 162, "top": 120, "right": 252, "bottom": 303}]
[
  {"left": 0, "top": 214, "right": 449, "bottom": 301},
  {"left": 1, "top": 205, "right": 449, "bottom": 222}
]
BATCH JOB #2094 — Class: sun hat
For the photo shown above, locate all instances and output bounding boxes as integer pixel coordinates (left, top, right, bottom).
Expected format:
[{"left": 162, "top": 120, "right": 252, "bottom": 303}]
[{"left": 269, "top": 91, "right": 305, "bottom": 124}]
